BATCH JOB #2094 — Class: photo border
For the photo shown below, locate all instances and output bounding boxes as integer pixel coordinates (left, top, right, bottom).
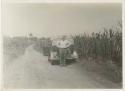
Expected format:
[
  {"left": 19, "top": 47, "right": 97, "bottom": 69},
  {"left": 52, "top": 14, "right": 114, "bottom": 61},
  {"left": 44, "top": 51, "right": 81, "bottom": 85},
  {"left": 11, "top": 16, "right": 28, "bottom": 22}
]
[{"left": 0, "top": 0, "right": 124, "bottom": 91}]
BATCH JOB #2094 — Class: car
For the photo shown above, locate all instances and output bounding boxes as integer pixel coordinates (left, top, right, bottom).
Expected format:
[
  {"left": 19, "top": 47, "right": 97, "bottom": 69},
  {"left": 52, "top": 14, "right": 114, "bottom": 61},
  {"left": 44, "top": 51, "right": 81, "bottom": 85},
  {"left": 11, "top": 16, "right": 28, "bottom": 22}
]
[{"left": 48, "top": 36, "right": 78, "bottom": 65}]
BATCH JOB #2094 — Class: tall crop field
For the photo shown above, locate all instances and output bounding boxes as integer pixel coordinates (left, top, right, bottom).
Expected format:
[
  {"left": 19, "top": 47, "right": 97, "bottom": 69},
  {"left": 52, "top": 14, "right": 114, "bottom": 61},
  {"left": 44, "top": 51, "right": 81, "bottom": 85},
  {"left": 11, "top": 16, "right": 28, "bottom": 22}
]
[{"left": 73, "top": 29, "right": 122, "bottom": 67}]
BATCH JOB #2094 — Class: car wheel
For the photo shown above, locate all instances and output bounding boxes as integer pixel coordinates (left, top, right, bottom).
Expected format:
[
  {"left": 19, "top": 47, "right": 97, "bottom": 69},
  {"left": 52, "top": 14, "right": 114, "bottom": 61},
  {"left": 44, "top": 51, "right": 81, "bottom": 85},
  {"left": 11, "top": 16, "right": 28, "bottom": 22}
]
[
  {"left": 51, "top": 60, "right": 55, "bottom": 65},
  {"left": 48, "top": 57, "right": 50, "bottom": 62}
]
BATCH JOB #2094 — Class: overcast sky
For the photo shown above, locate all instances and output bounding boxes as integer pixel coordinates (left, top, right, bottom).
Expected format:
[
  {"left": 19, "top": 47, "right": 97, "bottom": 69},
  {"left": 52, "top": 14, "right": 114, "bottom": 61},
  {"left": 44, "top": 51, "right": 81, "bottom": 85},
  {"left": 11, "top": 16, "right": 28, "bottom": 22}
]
[{"left": 3, "top": 3, "right": 122, "bottom": 37}]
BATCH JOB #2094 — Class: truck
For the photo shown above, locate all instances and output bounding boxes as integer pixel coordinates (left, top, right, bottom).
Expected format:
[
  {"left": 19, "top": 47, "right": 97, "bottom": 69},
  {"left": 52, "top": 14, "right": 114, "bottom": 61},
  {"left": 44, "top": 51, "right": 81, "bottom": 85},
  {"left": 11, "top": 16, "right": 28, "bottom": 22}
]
[{"left": 48, "top": 36, "right": 78, "bottom": 65}]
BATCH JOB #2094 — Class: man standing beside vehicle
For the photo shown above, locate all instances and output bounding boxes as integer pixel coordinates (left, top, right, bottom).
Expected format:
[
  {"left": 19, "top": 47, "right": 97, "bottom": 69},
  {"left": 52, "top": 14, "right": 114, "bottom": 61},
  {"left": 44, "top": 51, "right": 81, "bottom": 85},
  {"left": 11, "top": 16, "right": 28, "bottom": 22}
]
[{"left": 56, "top": 36, "right": 71, "bottom": 66}]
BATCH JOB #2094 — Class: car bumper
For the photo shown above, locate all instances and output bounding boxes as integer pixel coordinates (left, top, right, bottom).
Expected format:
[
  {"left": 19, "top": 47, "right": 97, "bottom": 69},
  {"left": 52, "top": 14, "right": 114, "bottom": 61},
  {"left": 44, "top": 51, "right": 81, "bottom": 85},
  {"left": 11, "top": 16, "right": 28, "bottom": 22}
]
[{"left": 49, "top": 57, "right": 77, "bottom": 61}]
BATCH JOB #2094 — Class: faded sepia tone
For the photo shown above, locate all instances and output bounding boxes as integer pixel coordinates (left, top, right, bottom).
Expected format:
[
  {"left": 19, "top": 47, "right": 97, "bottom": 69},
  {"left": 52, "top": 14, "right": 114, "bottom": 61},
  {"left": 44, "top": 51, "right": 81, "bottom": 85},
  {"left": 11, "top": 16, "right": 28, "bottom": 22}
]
[{"left": 3, "top": 3, "right": 122, "bottom": 89}]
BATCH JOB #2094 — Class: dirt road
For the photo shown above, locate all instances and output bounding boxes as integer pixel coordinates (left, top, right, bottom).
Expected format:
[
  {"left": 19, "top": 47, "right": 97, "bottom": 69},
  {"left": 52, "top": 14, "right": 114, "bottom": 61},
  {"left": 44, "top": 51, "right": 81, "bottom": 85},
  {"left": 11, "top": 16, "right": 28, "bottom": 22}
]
[{"left": 3, "top": 45, "right": 121, "bottom": 89}]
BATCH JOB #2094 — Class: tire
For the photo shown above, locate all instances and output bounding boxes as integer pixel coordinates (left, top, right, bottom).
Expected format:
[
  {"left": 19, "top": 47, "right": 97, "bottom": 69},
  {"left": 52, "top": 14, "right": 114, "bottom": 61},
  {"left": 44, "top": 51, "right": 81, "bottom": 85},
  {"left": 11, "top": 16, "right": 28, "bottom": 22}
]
[
  {"left": 51, "top": 60, "right": 55, "bottom": 65},
  {"left": 48, "top": 57, "right": 50, "bottom": 62}
]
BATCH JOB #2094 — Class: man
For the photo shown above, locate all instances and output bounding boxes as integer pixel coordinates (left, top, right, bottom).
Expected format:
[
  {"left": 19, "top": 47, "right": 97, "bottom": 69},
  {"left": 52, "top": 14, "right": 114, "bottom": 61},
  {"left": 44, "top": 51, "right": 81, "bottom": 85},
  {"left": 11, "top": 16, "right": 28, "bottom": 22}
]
[{"left": 56, "top": 36, "right": 71, "bottom": 66}]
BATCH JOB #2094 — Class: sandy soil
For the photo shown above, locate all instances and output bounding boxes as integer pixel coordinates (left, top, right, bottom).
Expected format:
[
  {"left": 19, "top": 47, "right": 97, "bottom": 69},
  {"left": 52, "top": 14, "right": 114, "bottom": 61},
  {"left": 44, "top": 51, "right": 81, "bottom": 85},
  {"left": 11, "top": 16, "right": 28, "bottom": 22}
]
[{"left": 3, "top": 45, "right": 121, "bottom": 89}]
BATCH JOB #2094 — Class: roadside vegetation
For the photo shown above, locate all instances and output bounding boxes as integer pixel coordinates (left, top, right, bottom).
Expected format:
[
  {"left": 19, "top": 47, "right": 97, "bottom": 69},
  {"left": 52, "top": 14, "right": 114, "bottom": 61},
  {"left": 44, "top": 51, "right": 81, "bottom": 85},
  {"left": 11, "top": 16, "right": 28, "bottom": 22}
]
[{"left": 73, "top": 29, "right": 122, "bottom": 82}]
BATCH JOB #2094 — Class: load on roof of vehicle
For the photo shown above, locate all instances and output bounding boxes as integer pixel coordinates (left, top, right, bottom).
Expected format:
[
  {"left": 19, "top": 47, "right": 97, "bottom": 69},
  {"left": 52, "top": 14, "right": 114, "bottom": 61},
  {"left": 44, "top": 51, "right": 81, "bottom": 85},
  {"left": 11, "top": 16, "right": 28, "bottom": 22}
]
[{"left": 51, "top": 36, "right": 74, "bottom": 48}]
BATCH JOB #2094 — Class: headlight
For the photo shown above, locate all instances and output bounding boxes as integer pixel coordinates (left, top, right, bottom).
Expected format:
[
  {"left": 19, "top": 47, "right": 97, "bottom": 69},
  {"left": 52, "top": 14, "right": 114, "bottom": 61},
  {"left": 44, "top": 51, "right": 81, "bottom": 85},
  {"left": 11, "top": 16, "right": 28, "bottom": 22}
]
[
  {"left": 72, "top": 51, "right": 78, "bottom": 58},
  {"left": 50, "top": 51, "right": 58, "bottom": 58}
]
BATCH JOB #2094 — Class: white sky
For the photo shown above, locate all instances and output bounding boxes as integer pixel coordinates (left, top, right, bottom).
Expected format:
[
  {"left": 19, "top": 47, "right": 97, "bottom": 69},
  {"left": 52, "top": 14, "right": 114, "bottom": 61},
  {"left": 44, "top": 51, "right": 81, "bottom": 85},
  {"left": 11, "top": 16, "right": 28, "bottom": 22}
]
[{"left": 3, "top": 3, "right": 122, "bottom": 37}]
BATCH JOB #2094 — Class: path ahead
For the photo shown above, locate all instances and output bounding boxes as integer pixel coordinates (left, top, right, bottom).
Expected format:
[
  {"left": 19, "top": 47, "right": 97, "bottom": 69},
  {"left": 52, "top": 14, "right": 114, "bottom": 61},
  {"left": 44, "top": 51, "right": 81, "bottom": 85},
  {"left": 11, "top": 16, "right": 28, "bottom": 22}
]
[{"left": 3, "top": 45, "right": 121, "bottom": 89}]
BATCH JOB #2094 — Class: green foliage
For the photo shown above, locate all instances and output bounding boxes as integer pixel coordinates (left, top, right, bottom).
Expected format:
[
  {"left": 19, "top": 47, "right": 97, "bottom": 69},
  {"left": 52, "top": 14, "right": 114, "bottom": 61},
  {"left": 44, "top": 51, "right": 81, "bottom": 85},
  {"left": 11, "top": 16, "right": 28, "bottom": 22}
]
[
  {"left": 73, "top": 29, "right": 122, "bottom": 67},
  {"left": 3, "top": 36, "right": 35, "bottom": 58},
  {"left": 34, "top": 38, "right": 52, "bottom": 56}
]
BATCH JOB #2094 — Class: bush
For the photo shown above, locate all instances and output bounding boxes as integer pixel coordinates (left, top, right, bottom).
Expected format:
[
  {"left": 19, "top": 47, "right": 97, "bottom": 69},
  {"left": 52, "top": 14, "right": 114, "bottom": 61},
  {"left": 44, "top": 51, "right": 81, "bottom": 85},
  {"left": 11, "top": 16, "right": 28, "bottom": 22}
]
[{"left": 3, "top": 36, "right": 33, "bottom": 58}]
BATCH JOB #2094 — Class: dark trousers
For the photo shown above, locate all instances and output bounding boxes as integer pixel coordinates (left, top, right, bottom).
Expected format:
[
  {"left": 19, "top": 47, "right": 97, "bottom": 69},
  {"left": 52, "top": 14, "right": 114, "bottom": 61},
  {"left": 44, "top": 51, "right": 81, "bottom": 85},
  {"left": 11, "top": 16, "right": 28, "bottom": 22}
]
[{"left": 59, "top": 48, "right": 68, "bottom": 65}]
